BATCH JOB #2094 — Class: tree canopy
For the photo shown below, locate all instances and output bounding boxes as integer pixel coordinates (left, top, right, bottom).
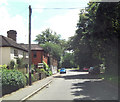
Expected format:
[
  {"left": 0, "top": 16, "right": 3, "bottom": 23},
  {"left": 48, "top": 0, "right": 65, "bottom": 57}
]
[
  {"left": 35, "top": 28, "right": 61, "bottom": 44},
  {"left": 69, "top": 2, "right": 120, "bottom": 75},
  {"left": 35, "top": 28, "right": 68, "bottom": 67}
]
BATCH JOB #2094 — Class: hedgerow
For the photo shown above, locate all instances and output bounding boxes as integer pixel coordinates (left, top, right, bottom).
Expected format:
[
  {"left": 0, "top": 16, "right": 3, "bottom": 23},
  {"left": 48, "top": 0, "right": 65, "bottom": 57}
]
[{"left": 1, "top": 65, "right": 26, "bottom": 95}]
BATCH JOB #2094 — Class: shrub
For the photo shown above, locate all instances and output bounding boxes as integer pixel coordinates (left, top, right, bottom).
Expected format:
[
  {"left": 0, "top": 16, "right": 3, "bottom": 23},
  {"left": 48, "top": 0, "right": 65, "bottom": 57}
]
[
  {"left": 31, "top": 74, "right": 36, "bottom": 82},
  {"left": 25, "top": 73, "right": 36, "bottom": 84},
  {"left": 2, "top": 68, "right": 26, "bottom": 95},
  {"left": 9, "top": 60, "right": 15, "bottom": 69},
  {"left": 40, "top": 68, "right": 46, "bottom": 73},
  {"left": 43, "top": 61, "right": 49, "bottom": 71},
  {"left": 25, "top": 74, "right": 29, "bottom": 85},
  {"left": 0, "top": 64, "right": 7, "bottom": 69},
  {"left": 48, "top": 70, "right": 52, "bottom": 76}
]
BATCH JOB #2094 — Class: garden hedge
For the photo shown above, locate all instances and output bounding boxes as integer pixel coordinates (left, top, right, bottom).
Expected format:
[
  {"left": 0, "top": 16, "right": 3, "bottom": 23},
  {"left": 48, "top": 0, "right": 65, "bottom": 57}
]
[{"left": 1, "top": 66, "right": 26, "bottom": 95}]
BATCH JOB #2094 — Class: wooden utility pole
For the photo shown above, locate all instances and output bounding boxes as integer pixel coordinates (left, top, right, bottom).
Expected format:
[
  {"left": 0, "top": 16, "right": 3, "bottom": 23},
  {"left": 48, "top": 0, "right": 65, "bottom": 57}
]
[{"left": 29, "top": 5, "right": 32, "bottom": 85}]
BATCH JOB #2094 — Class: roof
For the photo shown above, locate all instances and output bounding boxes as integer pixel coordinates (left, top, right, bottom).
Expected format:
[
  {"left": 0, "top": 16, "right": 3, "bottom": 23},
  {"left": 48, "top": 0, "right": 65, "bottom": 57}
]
[
  {"left": 20, "top": 44, "right": 44, "bottom": 51},
  {"left": 0, "top": 35, "right": 28, "bottom": 52}
]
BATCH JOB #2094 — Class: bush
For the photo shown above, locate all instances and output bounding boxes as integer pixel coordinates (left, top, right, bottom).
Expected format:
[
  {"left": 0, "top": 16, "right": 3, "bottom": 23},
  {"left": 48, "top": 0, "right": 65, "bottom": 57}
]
[
  {"left": 2, "top": 68, "right": 26, "bottom": 95},
  {"left": 48, "top": 70, "right": 52, "bottom": 76},
  {"left": 9, "top": 60, "right": 15, "bottom": 69},
  {"left": 43, "top": 61, "right": 49, "bottom": 71},
  {"left": 25, "top": 73, "right": 36, "bottom": 84},
  {"left": 25, "top": 74, "right": 29, "bottom": 85}
]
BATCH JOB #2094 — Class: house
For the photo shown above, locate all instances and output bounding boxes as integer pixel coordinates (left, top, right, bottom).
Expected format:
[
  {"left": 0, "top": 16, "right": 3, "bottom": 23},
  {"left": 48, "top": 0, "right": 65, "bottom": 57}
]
[
  {"left": 20, "top": 44, "right": 58, "bottom": 74},
  {"left": 0, "top": 30, "right": 28, "bottom": 65},
  {"left": 20, "top": 44, "right": 49, "bottom": 68}
]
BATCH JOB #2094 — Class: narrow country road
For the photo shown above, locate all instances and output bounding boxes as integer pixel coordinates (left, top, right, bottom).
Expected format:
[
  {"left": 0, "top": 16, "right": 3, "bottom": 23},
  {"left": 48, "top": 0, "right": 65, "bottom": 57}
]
[{"left": 27, "top": 69, "right": 118, "bottom": 100}]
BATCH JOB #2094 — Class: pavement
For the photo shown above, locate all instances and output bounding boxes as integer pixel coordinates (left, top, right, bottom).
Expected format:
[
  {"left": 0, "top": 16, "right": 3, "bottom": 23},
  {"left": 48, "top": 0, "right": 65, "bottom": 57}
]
[{"left": 1, "top": 73, "right": 58, "bottom": 101}]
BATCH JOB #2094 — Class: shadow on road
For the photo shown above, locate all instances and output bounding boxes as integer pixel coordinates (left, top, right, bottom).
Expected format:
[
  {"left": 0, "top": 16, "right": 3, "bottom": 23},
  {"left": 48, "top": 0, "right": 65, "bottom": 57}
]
[
  {"left": 54, "top": 71, "right": 118, "bottom": 100},
  {"left": 54, "top": 73, "right": 101, "bottom": 80},
  {"left": 71, "top": 80, "right": 118, "bottom": 100}
]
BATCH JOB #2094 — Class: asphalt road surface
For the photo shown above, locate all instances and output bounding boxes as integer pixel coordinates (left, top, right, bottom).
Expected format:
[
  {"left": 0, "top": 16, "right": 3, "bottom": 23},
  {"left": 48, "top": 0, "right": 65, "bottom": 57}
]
[{"left": 28, "top": 69, "right": 118, "bottom": 100}]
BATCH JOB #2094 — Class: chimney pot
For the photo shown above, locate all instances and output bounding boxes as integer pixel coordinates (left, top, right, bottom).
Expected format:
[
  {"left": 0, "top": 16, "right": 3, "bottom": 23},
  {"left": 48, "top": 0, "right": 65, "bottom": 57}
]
[{"left": 7, "top": 30, "right": 17, "bottom": 42}]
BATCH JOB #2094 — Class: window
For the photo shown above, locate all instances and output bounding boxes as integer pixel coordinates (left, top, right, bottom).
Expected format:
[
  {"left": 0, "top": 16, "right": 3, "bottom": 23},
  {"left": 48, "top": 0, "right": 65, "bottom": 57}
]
[
  {"left": 33, "top": 51, "right": 37, "bottom": 58},
  {"left": 14, "top": 49, "right": 18, "bottom": 56}
]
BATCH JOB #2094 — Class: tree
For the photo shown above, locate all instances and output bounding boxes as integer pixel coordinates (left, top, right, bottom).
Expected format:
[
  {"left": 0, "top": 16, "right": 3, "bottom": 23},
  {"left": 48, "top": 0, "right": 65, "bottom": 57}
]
[
  {"left": 61, "top": 52, "right": 76, "bottom": 68},
  {"left": 35, "top": 28, "right": 67, "bottom": 68},
  {"left": 35, "top": 28, "right": 61, "bottom": 44},
  {"left": 40, "top": 42, "right": 62, "bottom": 61},
  {"left": 69, "top": 2, "right": 120, "bottom": 75}
]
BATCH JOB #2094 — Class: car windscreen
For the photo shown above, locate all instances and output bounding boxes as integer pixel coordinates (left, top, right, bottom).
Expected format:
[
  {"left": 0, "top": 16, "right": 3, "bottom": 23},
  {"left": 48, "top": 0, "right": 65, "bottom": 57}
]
[{"left": 61, "top": 68, "right": 65, "bottom": 70}]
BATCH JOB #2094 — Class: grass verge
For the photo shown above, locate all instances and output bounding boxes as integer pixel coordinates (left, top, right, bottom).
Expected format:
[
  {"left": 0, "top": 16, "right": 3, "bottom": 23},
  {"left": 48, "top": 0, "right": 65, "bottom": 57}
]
[{"left": 99, "top": 74, "right": 120, "bottom": 85}]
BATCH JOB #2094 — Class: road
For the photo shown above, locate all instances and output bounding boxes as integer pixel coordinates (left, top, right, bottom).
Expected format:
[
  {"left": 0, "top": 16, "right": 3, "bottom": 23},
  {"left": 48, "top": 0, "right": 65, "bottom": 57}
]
[{"left": 27, "top": 69, "right": 118, "bottom": 100}]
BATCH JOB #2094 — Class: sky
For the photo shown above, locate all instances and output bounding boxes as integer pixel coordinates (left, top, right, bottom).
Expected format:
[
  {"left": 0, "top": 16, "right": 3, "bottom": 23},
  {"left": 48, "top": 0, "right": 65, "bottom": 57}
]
[{"left": 0, "top": 0, "right": 90, "bottom": 44}]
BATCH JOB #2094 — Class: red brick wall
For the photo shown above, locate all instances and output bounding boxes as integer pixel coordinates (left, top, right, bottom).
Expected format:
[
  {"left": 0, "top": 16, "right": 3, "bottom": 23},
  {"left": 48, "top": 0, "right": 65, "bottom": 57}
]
[
  {"left": 32, "top": 50, "right": 42, "bottom": 65},
  {"left": 32, "top": 50, "right": 48, "bottom": 66}
]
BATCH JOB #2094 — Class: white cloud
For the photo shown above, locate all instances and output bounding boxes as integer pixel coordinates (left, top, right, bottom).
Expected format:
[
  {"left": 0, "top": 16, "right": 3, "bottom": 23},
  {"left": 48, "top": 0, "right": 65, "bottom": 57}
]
[
  {"left": 0, "top": 5, "right": 28, "bottom": 44},
  {"left": 0, "top": 0, "right": 8, "bottom": 5},
  {"left": 0, "top": 0, "right": 89, "bottom": 44},
  {"left": 47, "top": 9, "right": 80, "bottom": 40}
]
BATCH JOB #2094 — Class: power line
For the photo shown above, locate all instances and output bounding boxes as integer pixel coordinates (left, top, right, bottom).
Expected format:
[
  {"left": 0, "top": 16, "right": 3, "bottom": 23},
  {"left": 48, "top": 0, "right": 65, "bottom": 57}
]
[{"left": 32, "top": 7, "right": 86, "bottom": 10}]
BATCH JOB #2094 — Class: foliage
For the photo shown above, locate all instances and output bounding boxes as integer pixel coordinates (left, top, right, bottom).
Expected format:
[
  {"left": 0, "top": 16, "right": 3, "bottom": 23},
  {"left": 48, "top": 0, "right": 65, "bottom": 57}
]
[
  {"left": 2, "top": 67, "right": 26, "bottom": 95},
  {"left": 16, "top": 58, "right": 27, "bottom": 68},
  {"left": 43, "top": 61, "right": 49, "bottom": 71},
  {"left": 35, "top": 28, "right": 61, "bottom": 44},
  {"left": 0, "top": 64, "right": 7, "bottom": 69},
  {"left": 69, "top": 2, "right": 120, "bottom": 75},
  {"left": 48, "top": 70, "right": 52, "bottom": 76},
  {"left": 35, "top": 28, "right": 68, "bottom": 68},
  {"left": 25, "top": 73, "right": 29, "bottom": 85},
  {"left": 9, "top": 60, "right": 15, "bottom": 69},
  {"left": 40, "top": 68, "right": 46, "bottom": 73},
  {"left": 25, "top": 73, "right": 36, "bottom": 85},
  {"left": 41, "top": 42, "right": 63, "bottom": 61},
  {"left": 61, "top": 52, "right": 76, "bottom": 68}
]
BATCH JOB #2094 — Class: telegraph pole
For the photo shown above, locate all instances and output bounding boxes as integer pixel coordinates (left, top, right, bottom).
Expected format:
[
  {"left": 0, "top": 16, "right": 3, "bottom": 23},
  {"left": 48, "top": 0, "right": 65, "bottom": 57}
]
[{"left": 29, "top": 5, "right": 32, "bottom": 85}]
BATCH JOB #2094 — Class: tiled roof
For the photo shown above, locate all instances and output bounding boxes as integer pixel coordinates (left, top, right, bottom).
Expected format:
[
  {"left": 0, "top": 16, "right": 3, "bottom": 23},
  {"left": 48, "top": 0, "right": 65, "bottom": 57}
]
[
  {"left": 0, "top": 35, "right": 28, "bottom": 52},
  {"left": 20, "top": 44, "right": 44, "bottom": 51}
]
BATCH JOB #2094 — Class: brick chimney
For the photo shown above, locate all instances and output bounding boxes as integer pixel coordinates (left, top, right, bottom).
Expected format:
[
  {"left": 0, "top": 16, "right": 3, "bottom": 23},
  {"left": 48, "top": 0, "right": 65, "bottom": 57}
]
[{"left": 7, "top": 30, "right": 17, "bottom": 42}]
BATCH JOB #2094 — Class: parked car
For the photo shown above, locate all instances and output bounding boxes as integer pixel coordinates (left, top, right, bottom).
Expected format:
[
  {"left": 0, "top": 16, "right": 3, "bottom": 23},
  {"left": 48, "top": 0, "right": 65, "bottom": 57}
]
[
  {"left": 60, "top": 68, "right": 66, "bottom": 74},
  {"left": 89, "top": 67, "right": 100, "bottom": 74},
  {"left": 83, "top": 67, "right": 90, "bottom": 72}
]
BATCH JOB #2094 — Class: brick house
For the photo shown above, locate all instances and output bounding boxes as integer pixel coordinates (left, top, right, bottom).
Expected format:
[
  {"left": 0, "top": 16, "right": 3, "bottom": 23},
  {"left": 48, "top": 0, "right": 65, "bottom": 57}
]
[
  {"left": 20, "top": 44, "right": 49, "bottom": 68},
  {"left": 21, "top": 44, "right": 58, "bottom": 74}
]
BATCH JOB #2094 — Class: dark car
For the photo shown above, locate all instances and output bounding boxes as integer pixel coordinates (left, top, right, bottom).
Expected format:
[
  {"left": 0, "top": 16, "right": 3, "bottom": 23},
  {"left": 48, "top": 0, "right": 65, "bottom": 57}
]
[
  {"left": 89, "top": 67, "right": 100, "bottom": 74},
  {"left": 60, "top": 68, "right": 66, "bottom": 74}
]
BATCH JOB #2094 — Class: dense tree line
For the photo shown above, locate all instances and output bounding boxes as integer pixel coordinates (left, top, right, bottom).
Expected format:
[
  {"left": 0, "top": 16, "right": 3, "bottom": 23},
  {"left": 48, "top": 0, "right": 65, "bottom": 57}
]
[{"left": 68, "top": 2, "right": 120, "bottom": 75}]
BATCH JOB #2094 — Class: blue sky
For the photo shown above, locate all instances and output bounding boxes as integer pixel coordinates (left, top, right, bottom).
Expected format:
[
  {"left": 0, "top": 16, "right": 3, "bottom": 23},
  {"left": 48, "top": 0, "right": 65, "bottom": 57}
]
[{"left": 0, "top": 0, "right": 90, "bottom": 44}]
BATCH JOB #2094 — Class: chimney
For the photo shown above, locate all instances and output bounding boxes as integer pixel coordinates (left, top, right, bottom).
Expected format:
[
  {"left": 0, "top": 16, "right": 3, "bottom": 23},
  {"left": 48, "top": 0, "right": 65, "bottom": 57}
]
[{"left": 7, "top": 30, "right": 17, "bottom": 42}]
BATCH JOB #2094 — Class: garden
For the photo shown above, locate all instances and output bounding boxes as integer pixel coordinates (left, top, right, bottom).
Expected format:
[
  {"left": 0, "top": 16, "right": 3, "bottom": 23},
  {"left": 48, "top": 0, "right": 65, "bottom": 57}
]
[{"left": 0, "top": 58, "right": 52, "bottom": 96}]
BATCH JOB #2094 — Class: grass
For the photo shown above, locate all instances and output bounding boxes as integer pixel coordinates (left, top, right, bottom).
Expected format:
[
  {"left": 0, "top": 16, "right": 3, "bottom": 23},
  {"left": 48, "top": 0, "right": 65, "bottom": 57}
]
[{"left": 99, "top": 74, "right": 120, "bottom": 85}]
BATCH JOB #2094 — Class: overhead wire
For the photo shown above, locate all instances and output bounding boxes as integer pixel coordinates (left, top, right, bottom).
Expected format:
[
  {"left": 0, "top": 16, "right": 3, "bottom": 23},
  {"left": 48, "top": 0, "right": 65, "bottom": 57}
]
[{"left": 32, "top": 7, "right": 86, "bottom": 10}]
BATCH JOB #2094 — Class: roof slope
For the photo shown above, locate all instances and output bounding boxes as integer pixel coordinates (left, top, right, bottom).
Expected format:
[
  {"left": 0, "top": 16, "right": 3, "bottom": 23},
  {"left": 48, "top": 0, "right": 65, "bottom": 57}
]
[
  {"left": 0, "top": 35, "right": 28, "bottom": 52},
  {"left": 20, "top": 44, "right": 44, "bottom": 51}
]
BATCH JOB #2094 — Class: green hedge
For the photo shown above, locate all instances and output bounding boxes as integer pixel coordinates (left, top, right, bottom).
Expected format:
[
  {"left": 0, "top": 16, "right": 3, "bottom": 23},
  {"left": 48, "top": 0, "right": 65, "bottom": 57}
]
[
  {"left": 25, "top": 73, "right": 36, "bottom": 85},
  {"left": 1, "top": 66, "right": 26, "bottom": 95}
]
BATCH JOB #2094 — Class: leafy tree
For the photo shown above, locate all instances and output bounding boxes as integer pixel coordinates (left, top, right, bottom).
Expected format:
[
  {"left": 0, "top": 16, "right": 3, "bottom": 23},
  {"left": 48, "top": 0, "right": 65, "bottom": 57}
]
[
  {"left": 35, "top": 28, "right": 68, "bottom": 68},
  {"left": 35, "top": 28, "right": 61, "bottom": 44},
  {"left": 40, "top": 42, "right": 63, "bottom": 62},
  {"left": 69, "top": 2, "right": 120, "bottom": 75},
  {"left": 61, "top": 52, "right": 76, "bottom": 68}
]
